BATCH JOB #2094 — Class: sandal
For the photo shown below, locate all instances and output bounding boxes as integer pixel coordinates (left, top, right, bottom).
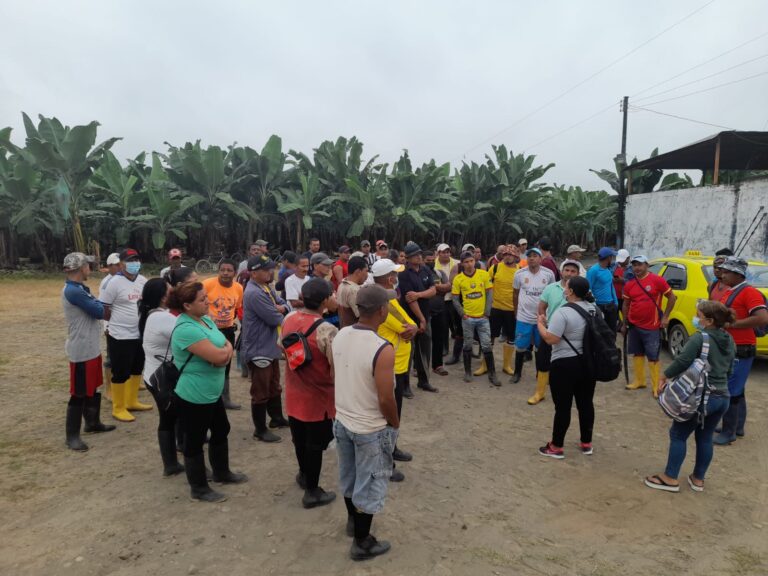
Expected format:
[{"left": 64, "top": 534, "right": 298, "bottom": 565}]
[
  {"left": 644, "top": 474, "right": 680, "bottom": 493},
  {"left": 432, "top": 367, "right": 448, "bottom": 376},
  {"left": 687, "top": 475, "right": 704, "bottom": 492}
]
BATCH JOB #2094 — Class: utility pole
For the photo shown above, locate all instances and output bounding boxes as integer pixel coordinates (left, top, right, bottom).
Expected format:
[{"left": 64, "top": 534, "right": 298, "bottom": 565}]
[{"left": 616, "top": 96, "right": 629, "bottom": 246}]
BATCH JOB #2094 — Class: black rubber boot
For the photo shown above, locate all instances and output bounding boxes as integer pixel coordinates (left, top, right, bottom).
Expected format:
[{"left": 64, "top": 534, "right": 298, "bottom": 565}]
[
  {"left": 252, "top": 403, "right": 281, "bottom": 442},
  {"left": 736, "top": 397, "right": 747, "bottom": 437},
  {"left": 185, "top": 453, "right": 227, "bottom": 502},
  {"left": 402, "top": 381, "right": 415, "bottom": 399},
  {"left": 65, "top": 397, "right": 88, "bottom": 452},
  {"left": 221, "top": 378, "right": 241, "bottom": 410},
  {"left": 158, "top": 430, "right": 184, "bottom": 476},
  {"left": 267, "top": 396, "right": 290, "bottom": 429},
  {"left": 444, "top": 339, "right": 462, "bottom": 365},
  {"left": 83, "top": 393, "right": 117, "bottom": 433},
  {"left": 511, "top": 351, "right": 525, "bottom": 383},
  {"left": 302, "top": 487, "right": 337, "bottom": 509},
  {"left": 484, "top": 351, "right": 500, "bottom": 386},
  {"left": 209, "top": 442, "right": 248, "bottom": 484},
  {"left": 462, "top": 349, "right": 473, "bottom": 382},
  {"left": 344, "top": 497, "right": 355, "bottom": 537}
]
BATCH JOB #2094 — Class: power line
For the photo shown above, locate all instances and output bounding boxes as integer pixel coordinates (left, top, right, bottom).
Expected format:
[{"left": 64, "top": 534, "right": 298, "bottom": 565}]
[
  {"left": 456, "top": 0, "right": 716, "bottom": 160},
  {"left": 633, "top": 53, "right": 768, "bottom": 103},
  {"left": 631, "top": 31, "right": 768, "bottom": 98},
  {"left": 629, "top": 104, "right": 737, "bottom": 130},
  {"left": 642, "top": 70, "right": 768, "bottom": 106},
  {"left": 526, "top": 101, "right": 619, "bottom": 151}
]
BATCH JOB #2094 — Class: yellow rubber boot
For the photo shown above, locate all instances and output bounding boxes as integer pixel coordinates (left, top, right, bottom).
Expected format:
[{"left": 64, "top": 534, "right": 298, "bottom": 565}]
[
  {"left": 528, "top": 371, "right": 548, "bottom": 405},
  {"left": 502, "top": 344, "right": 515, "bottom": 375},
  {"left": 626, "top": 356, "right": 647, "bottom": 390},
  {"left": 473, "top": 357, "right": 488, "bottom": 376},
  {"left": 103, "top": 367, "right": 112, "bottom": 402},
  {"left": 649, "top": 362, "right": 661, "bottom": 398},
  {"left": 126, "top": 375, "right": 153, "bottom": 411},
  {"left": 111, "top": 382, "right": 136, "bottom": 422}
]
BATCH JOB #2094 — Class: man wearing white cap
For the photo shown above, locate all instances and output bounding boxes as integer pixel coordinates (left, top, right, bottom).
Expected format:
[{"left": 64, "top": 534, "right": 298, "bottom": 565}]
[
  {"left": 612, "top": 249, "right": 630, "bottom": 308},
  {"left": 371, "top": 259, "right": 416, "bottom": 477},
  {"left": 565, "top": 244, "right": 588, "bottom": 277},
  {"left": 435, "top": 244, "right": 462, "bottom": 365},
  {"left": 99, "top": 252, "right": 121, "bottom": 399}
]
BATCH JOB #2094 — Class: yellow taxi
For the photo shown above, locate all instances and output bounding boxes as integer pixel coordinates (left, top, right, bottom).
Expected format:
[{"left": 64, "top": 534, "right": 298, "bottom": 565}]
[{"left": 649, "top": 251, "right": 768, "bottom": 357}]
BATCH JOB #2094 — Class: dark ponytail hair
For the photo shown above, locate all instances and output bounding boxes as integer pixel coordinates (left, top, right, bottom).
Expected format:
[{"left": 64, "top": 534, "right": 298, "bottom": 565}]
[
  {"left": 567, "top": 276, "right": 595, "bottom": 303},
  {"left": 165, "top": 267, "right": 196, "bottom": 286},
  {"left": 138, "top": 278, "right": 169, "bottom": 337}
]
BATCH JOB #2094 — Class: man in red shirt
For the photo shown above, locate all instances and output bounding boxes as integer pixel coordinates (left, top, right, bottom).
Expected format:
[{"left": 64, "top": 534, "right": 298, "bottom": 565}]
[
  {"left": 332, "top": 246, "right": 351, "bottom": 290},
  {"left": 621, "top": 255, "right": 677, "bottom": 397},
  {"left": 714, "top": 257, "right": 768, "bottom": 445},
  {"left": 612, "top": 249, "right": 630, "bottom": 301},
  {"left": 538, "top": 237, "right": 560, "bottom": 281}
]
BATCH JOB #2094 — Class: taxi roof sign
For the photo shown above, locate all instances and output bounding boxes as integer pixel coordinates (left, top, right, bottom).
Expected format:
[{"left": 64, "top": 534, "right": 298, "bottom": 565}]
[{"left": 684, "top": 250, "right": 702, "bottom": 256}]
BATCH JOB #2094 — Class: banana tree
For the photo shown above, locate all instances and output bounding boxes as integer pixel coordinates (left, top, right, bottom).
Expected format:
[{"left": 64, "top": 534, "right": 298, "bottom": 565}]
[
  {"left": 0, "top": 139, "right": 66, "bottom": 265},
  {"left": 7, "top": 113, "right": 120, "bottom": 253},
  {"left": 273, "top": 171, "right": 330, "bottom": 250},
  {"left": 89, "top": 150, "right": 143, "bottom": 245},
  {"left": 163, "top": 141, "right": 255, "bottom": 254},
  {"left": 126, "top": 153, "right": 200, "bottom": 255},
  {"left": 590, "top": 148, "right": 664, "bottom": 195}
]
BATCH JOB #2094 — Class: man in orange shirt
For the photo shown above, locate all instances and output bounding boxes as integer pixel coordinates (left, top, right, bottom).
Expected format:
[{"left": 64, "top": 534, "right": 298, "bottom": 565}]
[{"left": 203, "top": 259, "right": 244, "bottom": 410}]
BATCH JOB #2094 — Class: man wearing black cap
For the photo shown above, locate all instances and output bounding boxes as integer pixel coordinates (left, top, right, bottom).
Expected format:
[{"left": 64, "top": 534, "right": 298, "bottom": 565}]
[
  {"left": 714, "top": 256, "right": 768, "bottom": 444},
  {"left": 100, "top": 248, "right": 152, "bottom": 422},
  {"left": 242, "top": 255, "right": 291, "bottom": 443},
  {"left": 708, "top": 248, "right": 734, "bottom": 302},
  {"left": 310, "top": 252, "right": 334, "bottom": 280},
  {"left": 62, "top": 252, "right": 116, "bottom": 450},
  {"left": 337, "top": 256, "right": 369, "bottom": 327},
  {"left": 398, "top": 241, "right": 439, "bottom": 394},
  {"left": 360, "top": 240, "right": 376, "bottom": 270},
  {"left": 332, "top": 246, "right": 351, "bottom": 290}
]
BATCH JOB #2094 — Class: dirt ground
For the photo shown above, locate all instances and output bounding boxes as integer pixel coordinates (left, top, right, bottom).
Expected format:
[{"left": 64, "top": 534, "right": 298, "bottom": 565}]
[{"left": 1, "top": 275, "right": 766, "bottom": 576}]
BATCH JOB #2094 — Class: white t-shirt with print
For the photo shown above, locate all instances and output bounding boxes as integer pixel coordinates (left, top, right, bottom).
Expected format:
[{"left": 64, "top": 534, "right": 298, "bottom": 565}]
[
  {"left": 100, "top": 273, "right": 147, "bottom": 340},
  {"left": 513, "top": 267, "right": 555, "bottom": 324}
]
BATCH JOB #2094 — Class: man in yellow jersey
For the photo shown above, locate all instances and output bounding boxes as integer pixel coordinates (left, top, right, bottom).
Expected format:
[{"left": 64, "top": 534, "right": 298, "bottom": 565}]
[
  {"left": 487, "top": 246, "right": 518, "bottom": 376},
  {"left": 372, "top": 259, "right": 417, "bottom": 479},
  {"left": 435, "top": 243, "right": 461, "bottom": 365},
  {"left": 452, "top": 251, "right": 499, "bottom": 386}
]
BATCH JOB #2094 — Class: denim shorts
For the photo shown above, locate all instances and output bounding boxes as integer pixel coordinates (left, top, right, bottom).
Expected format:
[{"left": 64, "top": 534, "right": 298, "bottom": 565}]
[
  {"left": 514, "top": 321, "right": 541, "bottom": 352},
  {"left": 334, "top": 420, "right": 397, "bottom": 515},
  {"left": 627, "top": 326, "right": 661, "bottom": 361}
]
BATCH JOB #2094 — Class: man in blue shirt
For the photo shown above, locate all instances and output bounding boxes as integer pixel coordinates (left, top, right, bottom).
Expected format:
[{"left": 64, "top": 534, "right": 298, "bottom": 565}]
[
  {"left": 62, "top": 252, "right": 115, "bottom": 451},
  {"left": 586, "top": 247, "right": 619, "bottom": 333}
]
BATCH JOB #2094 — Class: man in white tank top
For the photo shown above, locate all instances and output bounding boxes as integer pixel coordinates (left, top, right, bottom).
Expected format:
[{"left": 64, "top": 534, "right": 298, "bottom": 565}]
[{"left": 333, "top": 284, "right": 399, "bottom": 561}]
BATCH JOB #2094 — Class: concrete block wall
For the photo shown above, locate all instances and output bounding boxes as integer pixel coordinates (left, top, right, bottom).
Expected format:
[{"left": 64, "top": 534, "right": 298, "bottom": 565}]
[{"left": 625, "top": 178, "right": 768, "bottom": 261}]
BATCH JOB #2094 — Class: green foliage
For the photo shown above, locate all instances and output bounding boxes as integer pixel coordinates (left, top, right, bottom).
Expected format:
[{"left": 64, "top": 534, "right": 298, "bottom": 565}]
[{"left": 7, "top": 111, "right": 711, "bottom": 268}]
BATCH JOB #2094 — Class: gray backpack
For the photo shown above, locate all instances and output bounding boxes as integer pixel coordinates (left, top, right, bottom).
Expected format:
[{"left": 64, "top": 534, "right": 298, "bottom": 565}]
[{"left": 658, "top": 332, "right": 714, "bottom": 424}]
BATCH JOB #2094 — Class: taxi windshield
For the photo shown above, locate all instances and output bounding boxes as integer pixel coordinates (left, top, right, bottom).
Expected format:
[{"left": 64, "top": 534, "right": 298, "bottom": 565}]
[{"left": 703, "top": 264, "right": 768, "bottom": 288}]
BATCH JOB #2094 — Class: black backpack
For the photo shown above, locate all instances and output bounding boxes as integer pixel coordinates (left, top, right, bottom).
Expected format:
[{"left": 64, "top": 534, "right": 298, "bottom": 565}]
[{"left": 562, "top": 303, "right": 622, "bottom": 382}]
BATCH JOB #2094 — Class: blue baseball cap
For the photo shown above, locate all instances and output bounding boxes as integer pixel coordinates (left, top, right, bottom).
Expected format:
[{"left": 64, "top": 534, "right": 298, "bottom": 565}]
[
  {"left": 526, "top": 247, "right": 543, "bottom": 257},
  {"left": 598, "top": 247, "right": 617, "bottom": 260}
]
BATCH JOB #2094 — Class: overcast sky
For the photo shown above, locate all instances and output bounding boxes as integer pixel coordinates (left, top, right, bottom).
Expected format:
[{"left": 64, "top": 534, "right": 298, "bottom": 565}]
[{"left": 2, "top": 0, "right": 767, "bottom": 190}]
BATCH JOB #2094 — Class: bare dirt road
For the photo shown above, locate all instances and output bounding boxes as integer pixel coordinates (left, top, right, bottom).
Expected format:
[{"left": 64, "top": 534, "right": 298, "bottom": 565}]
[{"left": 1, "top": 276, "right": 766, "bottom": 576}]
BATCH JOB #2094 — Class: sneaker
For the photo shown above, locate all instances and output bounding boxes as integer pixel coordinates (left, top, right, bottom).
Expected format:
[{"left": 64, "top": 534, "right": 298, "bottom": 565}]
[
  {"left": 538, "top": 442, "right": 564, "bottom": 459},
  {"left": 579, "top": 443, "right": 593, "bottom": 455}
]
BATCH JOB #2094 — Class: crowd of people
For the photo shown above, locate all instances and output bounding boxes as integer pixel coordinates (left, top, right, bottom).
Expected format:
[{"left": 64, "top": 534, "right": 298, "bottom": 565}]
[{"left": 60, "top": 236, "right": 766, "bottom": 560}]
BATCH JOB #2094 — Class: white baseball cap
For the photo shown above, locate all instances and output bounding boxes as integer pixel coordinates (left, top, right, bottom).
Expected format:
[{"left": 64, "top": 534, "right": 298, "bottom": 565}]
[
  {"left": 461, "top": 243, "right": 475, "bottom": 252},
  {"left": 371, "top": 259, "right": 404, "bottom": 277},
  {"left": 518, "top": 238, "right": 528, "bottom": 245},
  {"left": 567, "top": 244, "right": 587, "bottom": 253},
  {"left": 106, "top": 253, "right": 120, "bottom": 265},
  {"left": 436, "top": 243, "right": 450, "bottom": 252},
  {"left": 616, "top": 249, "right": 630, "bottom": 262}
]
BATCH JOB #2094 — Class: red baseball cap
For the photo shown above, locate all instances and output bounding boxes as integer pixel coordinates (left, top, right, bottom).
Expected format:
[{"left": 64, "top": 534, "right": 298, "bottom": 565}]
[
  {"left": 376, "top": 240, "right": 388, "bottom": 248},
  {"left": 168, "top": 248, "right": 182, "bottom": 259}
]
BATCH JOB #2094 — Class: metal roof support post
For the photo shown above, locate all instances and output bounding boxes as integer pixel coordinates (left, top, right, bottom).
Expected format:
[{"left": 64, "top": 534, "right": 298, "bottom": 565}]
[{"left": 713, "top": 135, "right": 721, "bottom": 185}]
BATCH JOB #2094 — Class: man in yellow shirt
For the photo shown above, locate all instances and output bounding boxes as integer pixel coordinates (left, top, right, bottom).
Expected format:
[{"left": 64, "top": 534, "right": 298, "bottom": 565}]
[
  {"left": 372, "top": 259, "right": 417, "bottom": 480},
  {"left": 487, "top": 246, "right": 518, "bottom": 375},
  {"left": 452, "top": 251, "right": 499, "bottom": 386}
]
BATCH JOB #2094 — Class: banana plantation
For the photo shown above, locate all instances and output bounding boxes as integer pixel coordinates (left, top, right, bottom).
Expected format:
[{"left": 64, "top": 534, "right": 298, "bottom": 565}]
[{"left": 1, "top": 112, "right": 636, "bottom": 267}]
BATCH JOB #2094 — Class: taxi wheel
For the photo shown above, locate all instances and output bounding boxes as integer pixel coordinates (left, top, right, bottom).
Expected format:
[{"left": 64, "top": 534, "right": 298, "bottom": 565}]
[{"left": 668, "top": 323, "right": 688, "bottom": 358}]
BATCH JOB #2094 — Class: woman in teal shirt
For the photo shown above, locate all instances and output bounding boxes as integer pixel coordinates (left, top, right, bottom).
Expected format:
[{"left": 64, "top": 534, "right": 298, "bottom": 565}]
[{"left": 169, "top": 282, "right": 247, "bottom": 502}]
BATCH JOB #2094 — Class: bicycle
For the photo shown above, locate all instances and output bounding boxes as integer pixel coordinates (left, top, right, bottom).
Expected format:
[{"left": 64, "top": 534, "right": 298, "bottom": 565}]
[{"left": 195, "top": 251, "right": 244, "bottom": 275}]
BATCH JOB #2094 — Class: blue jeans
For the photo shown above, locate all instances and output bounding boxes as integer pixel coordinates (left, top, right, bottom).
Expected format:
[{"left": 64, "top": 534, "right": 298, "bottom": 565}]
[
  {"left": 664, "top": 394, "right": 730, "bottom": 480},
  {"left": 461, "top": 316, "right": 492, "bottom": 352},
  {"left": 334, "top": 420, "right": 397, "bottom": 514}
]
